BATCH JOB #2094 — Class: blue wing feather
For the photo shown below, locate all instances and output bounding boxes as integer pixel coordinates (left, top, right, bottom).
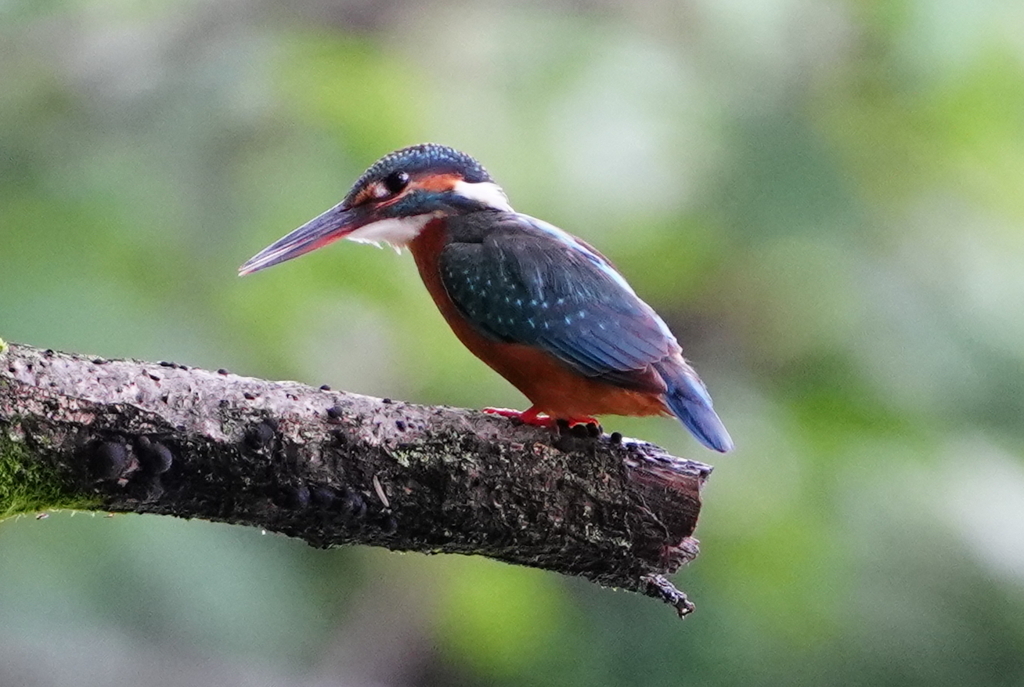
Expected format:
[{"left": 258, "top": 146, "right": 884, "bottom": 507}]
[
  {"left": 439, "top": 212, "right": 674, "bottom": 393},
  {"left": 438, "top": 211, "right": 733, "bottom": 451}
]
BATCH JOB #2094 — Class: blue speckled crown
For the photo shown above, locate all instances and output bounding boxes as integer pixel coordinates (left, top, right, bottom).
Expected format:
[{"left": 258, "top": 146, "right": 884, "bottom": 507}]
[{"left": 344, "top": 143, "right": 493, "bottom": 206}]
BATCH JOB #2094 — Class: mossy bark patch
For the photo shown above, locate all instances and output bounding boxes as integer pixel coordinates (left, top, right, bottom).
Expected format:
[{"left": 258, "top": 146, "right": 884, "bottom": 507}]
[{"left": 0, "top": 432, "right": 98, "bottom": 520}]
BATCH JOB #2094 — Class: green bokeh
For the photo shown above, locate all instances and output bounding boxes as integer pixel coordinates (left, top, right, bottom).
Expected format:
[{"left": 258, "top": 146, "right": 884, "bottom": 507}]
[{"left": 2, "top": 0, "right": 1023, "bottom": 685}]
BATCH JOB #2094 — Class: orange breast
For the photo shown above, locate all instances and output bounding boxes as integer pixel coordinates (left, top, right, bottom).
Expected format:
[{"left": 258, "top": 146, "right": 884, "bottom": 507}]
[{"left": 409, "top": 221, "right": 669, "bottom": 419}]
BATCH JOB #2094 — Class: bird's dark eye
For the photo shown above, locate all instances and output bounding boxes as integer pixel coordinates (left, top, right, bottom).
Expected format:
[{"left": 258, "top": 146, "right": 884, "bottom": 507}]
[{"left": 383, "top": 170, "right": 410, "bottom": 195}]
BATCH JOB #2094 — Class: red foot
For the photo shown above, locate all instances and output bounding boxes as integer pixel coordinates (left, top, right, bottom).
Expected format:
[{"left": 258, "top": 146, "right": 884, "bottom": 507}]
[
  {"left": 482, "top": 407, "right": 600, "bottom": 429},
  {"left": 483, "top": 406, "right": 554, "bottom": 427}
]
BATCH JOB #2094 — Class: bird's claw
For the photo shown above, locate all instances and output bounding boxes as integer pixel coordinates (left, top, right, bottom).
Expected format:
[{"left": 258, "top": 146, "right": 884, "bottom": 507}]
[
  {"left": 482, "top": 407, "right": 599, "bottom": 430},
  {"left": 483, "top": 407, "right": 554, "bottom": 427}
]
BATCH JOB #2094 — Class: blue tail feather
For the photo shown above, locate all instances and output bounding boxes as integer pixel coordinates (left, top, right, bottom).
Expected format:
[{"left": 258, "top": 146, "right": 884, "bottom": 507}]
[{"left": 655, "top": 361, "right": 733, "bottom": 453}]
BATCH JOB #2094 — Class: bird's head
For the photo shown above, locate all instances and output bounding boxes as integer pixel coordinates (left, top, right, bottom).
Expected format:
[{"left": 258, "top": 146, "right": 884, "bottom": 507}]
[{"left": 239, "top": 143, "right": 512, "bottom": 275}]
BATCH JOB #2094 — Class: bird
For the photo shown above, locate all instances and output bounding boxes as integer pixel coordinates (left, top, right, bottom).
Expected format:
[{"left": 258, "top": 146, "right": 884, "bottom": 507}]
[{"left": 239, "top": 143, "right": 733, "bottom": 452}]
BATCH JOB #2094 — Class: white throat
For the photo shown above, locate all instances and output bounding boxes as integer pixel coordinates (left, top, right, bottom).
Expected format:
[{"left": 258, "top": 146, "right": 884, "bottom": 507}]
[{"left": 346, "top": 214, "right": 434, "bottom": 250}]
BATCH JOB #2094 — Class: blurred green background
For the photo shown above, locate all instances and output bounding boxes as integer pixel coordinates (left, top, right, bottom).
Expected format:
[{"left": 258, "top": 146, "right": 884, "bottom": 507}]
[{"left": 3, "top": 0, "right": 1024, "bottom": 685}]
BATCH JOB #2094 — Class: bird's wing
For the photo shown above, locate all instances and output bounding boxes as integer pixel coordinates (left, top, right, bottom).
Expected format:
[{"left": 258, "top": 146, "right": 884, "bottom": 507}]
[{"left": 438, "top": 213, "right": 678, "bottom": 393}]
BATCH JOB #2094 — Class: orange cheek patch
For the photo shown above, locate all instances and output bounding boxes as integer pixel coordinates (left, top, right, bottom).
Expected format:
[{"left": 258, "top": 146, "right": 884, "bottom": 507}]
[{"left": 413, "top": 173, "right": 461, "bottom": 193}]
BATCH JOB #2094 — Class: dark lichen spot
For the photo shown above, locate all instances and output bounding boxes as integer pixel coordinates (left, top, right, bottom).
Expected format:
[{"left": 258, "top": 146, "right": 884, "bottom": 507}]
[
  {"left": 382, "top": 398, "right": 393, "bottom": 404},
  {"left": 291, "top": 485, "right": 310, "bottom": 510},
  {"left": 610, "top": 432, "right": 623, "bottom": 445},
  {"left": 148, "top": 444, "right": 174, "bottom": 474},
  {"left": 218, "top": 399, "right": 230, "bottom": 408},
  {"left": 243, "top": 392, "right": 256, "bottom": 400},
  {"left": 44, "top": 349, "right": 54, "bottom": 356},
  {"left": 319, "top": 384, "right": 331, "bottom": 391},
  {"left": 341, "top": 491, "right": 367, "bottom": 519},
  {"left": 245, "top": 420, "right": 276, "bottom": 449},
  {"left": 310, "top": 487, "right": 336, "bottom": 508},
  {"left": 217, "top": 368, "right": 229, "bottom": 375},
  {"left": 159, "top": 361, "right": 174, "bottom": 367},
  {"left": 137, "top": 438, "right": 173, "bottom": 474},
  {"left": 92, "top": 358, "right": 108, "bottom": 365},
  {"left": 395, "top": 420, "right": 406, "bottom": 432},
  {"left": 89, "top": 441, "right": 128, "bottom": 481},
  {"left": 326, "top": 406, "right": 342, "bottom": 420}
]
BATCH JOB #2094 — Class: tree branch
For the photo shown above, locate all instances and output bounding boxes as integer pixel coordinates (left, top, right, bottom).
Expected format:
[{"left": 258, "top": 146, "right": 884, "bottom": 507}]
[{"left": 0, "top": 341, "right": 713, "bottom": 617}]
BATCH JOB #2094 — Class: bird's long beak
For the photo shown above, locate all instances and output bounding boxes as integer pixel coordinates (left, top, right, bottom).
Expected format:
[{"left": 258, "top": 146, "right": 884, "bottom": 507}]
[{"left": 238, "top": 203, "right": 367, "bottom": 276}]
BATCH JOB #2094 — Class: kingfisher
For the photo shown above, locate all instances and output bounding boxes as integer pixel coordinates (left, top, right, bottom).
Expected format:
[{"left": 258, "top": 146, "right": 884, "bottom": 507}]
[{"left": 240, "top": 144, "right": 733, "bottom": 452}]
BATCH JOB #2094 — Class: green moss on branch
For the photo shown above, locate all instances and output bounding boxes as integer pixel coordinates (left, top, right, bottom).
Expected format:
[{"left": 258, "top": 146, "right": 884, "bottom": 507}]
[{"left": 0, "top": 433, "right": 98, "bottom": 520}]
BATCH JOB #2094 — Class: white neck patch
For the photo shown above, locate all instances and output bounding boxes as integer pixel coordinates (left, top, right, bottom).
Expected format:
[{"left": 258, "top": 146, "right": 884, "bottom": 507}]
[
  {"left": 346, "top": 214, "right": 434, "bottom": 250},
  {"left": 453, "top": 180, "right": 513, "bottom": 212}
]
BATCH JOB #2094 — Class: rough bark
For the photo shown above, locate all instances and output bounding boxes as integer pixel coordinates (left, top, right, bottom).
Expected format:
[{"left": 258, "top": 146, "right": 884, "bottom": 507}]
[{"left": 0, "top": 341, "right": 712, "bottom": 617}]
